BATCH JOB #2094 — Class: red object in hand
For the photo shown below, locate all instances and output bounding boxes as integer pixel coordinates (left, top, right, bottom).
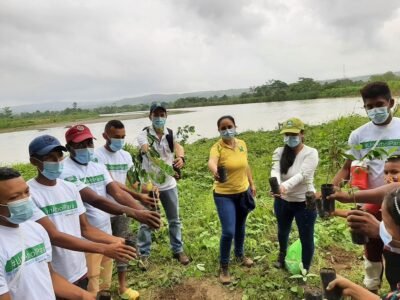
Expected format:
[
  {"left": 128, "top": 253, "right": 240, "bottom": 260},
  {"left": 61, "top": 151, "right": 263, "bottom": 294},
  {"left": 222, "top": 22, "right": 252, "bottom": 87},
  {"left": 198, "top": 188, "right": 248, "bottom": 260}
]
[{"left": 350, "top": 165, "right": 368, "bottom": 190}]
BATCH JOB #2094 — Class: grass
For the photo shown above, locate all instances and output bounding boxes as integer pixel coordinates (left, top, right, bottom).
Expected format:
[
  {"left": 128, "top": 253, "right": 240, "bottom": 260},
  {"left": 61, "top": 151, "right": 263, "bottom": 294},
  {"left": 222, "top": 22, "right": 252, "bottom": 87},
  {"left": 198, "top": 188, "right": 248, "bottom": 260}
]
[{"left": 11, "top": 114, "right": 384, "bottom": 299}]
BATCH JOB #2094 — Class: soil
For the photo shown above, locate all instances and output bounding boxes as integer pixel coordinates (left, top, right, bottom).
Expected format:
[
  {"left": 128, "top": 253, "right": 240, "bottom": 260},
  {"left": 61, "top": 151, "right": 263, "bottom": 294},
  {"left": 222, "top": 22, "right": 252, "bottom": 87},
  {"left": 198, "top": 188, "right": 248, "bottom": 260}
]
[
  {"left": 321, "top": 246, "right": 360, "bottom": 271},
  {"left": 146, "top": 278, "right": 243, "bottom": 300}
]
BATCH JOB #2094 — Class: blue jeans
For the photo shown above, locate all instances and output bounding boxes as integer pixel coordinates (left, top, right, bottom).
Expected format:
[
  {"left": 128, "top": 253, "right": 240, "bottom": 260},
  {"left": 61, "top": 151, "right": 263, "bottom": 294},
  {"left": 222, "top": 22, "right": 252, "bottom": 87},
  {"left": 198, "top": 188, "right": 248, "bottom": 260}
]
[
  {"left": 214, "top": 192, "right": 249, "bottom": 265},
  {"left": 274, "top": 197, "right": 317, "bottom": 270},
  {"left": 137, "top": 187, "right": 183, "bottom": 256}
]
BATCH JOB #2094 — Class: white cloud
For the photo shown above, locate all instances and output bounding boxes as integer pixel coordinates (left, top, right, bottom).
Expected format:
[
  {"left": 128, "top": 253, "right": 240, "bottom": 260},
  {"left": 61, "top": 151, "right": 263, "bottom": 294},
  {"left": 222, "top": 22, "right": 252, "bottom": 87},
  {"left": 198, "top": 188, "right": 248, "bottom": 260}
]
[{"left": 0, "top": 0, "right": 400, "bottom": 106}]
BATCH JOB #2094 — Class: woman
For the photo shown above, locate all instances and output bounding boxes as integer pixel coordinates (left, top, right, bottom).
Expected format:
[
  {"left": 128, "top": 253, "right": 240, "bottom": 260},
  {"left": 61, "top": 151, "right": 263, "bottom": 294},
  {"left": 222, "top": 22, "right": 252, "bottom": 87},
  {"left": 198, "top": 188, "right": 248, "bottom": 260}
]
[
  {"left": 327, "top": 188, "right": 400, "bottom": 299},
  {"left": 208, "top": 115, "right": 256, "bottom": 285},
  {"left": 271, "top": 118, "right": 319, "bottom": 271}
]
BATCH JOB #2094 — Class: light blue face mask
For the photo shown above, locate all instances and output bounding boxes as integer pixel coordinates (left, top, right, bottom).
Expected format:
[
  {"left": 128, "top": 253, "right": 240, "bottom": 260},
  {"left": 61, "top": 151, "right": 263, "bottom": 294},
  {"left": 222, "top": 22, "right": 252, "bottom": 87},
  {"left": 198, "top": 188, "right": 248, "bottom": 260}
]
[
  {"left": 220, "top": 128, "right": 236, "bottom": 140},
  {"left": 367, "top": 107, "right": 390, "bottom": 125},
  {"left": 109, "top": 138, "right": 125, "bottom": 152},
  {"left": 41, "top": 160, "right": 64, "bottom": 180},
  {"left": 0, "top": 197, "right": 34, "bottom": 224},
  {"left": 74, "top": 148, "right": 94, "bottom": 164},
  {"left": 152, "top": 117, "right": 166, "bottom": 129},
  {"left": 284, "top": 135, "right": 301, "bottom": 148}
]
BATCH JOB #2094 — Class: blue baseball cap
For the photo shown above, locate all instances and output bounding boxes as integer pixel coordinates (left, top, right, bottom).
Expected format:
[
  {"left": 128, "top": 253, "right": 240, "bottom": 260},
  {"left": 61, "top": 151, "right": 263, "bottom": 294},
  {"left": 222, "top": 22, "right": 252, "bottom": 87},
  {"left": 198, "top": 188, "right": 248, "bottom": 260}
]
[
  {"left": 29, "top": 135, "right": 67, "bottom": 157},
  {"left": 149, "top": 102, "right": 167, "bottom": 114}
]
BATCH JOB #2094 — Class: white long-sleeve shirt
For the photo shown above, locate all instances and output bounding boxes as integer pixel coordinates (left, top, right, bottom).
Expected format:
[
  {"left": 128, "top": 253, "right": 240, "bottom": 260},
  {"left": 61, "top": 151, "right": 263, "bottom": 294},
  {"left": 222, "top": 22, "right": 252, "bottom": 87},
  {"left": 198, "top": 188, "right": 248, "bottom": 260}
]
[{"left": 270, "top": 145, "right": 319, "bottom": 202}]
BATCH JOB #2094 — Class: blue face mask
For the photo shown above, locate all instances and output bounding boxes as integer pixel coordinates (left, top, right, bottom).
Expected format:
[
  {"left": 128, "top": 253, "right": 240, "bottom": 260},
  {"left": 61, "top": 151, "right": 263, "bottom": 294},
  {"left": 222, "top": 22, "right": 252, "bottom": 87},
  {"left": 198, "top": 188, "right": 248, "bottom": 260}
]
[
  {"left": 284, "top": 135, "right": 301, "bottom": 148},
  {"left": 0, "top": 197, "right": 34, "bottom": 224},
  {"left": 41, "top": 160, "right": 64, "bottom": 180},
  {"left": 220, "top": 128, "right": 236, "bottom": 140},
  {"left": 152, "top": 117, "right": 166, "bottom": 129},
  {"left": 367, "top": 107, "right": 390, "bottom": 125},
  {"left": 109, "top": 138, "right": 125, "bottom": 152},
  {"left": 74, "top": 148, "right": 94, "bottom": 164}
]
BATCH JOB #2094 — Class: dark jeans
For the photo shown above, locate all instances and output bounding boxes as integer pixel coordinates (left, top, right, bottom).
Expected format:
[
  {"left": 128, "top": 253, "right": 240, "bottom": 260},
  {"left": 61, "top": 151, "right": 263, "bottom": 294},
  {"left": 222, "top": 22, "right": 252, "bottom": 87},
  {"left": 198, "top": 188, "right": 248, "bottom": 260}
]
[
  {"left": 274, "top": 197, "right": 317, "bottom": 270},
  {"left": 214, "top": 191, "right": 249, "bottom": 265},
  {"left": 383, "top": 249, "right": 400, "bottom": 291}
]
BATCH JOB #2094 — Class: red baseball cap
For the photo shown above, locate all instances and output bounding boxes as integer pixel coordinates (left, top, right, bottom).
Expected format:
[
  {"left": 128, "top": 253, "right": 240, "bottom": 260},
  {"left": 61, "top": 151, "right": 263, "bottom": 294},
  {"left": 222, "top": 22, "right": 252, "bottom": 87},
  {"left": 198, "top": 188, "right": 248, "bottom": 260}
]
[{"left": 65, "top": 124, "right": 96, "bottom": 143}]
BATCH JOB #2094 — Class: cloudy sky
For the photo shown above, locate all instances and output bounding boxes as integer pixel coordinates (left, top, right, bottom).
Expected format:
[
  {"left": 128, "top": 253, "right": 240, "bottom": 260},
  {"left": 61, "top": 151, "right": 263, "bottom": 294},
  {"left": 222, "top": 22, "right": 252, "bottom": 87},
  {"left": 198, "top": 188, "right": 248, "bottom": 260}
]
[{"left": 1, "top": 0, "right": 400, "bottom": 106}]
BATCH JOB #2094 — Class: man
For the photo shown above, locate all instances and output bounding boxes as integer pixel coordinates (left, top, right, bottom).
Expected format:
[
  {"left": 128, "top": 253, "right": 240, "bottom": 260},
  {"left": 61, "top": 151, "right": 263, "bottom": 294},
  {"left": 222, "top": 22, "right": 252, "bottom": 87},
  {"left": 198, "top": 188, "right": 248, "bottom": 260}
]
[
  {"left": 333, "top": 81, "right": 400, "bottom": 292},
  {"left": 136, "top": 103, "right": 189, "bottom": 268},
  {"left": 61, "top": 124, "right": 160, "bottom": 295},
  {"left": 0, "top": 167, "right": 94, "bottom": 300},
  {"left": 27, "top": 135, "right": 136, "bottom": 293},
  {"left": 95, "top": 120, "right": 156, "bottom": 298}
]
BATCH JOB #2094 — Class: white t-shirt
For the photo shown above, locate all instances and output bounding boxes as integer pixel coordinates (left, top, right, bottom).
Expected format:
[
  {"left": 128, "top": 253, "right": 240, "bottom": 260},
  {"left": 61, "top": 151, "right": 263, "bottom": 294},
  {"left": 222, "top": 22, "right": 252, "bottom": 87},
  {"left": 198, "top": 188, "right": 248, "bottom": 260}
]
[
  {"left": 61, "top": 157, "right": 113, "bottom": 234},
  {"left": 271, "top": 145, "right": 319, "bottom": 202},
  {"left": 28, "top": 178, "right": 87, "bottom": 283},
  {"left": 137, "top": 126, "right": 177, "bottom": 191},
  {"left": 95, "top": 146, "right": 133, "bottom": 185},
  {"left": 348, "top": 117, "right": 400, "bottom": 189},
  {"left": 0, "top": 221, "right": 55, "bottom": 300}
]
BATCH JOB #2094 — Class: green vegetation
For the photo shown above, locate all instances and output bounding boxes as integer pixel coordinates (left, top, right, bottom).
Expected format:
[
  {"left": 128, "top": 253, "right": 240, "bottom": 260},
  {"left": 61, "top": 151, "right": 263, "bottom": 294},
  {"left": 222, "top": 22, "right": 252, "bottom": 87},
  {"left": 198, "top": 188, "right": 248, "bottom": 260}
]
[
  {"left": 11, "top": 114, "right": 387, "bottom": 299},
  {"left": 2, "top": 71, "right": 400, "bottom": 132}
]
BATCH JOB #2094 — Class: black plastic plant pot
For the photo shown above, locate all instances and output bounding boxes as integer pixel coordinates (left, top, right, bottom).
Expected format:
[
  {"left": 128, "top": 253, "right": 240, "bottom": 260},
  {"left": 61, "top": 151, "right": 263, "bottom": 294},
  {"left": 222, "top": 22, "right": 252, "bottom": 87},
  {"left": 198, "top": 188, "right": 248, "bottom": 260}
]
[
  {"left": 173, "top": 165, "right": 182, "bottom": 180},
  {"left": 321, "top": 184, "right": 335, "bottom": 213},
  {"left": 350, "top": 209, "right": 369, "bottom": 245},
  {"left": 305, "top": 191, "right": 316, "bottom": 210},
  {"left": 96, "top": 290, "right": 112, "bottom": 300},
  {"left": 269, "top": 177, "right": 280, "bottom": 195},
  {"left": 304, "top": 287, "right": 323, "bottom": 300},
  {"left": 316, "top": 198, "right": 325, "bottom": 218},
  {"left": 320, "top": 268, "right": 342, "bottom": 300},
  {"left": 217, "top": 166, "right": 228, "bottom": 183}
]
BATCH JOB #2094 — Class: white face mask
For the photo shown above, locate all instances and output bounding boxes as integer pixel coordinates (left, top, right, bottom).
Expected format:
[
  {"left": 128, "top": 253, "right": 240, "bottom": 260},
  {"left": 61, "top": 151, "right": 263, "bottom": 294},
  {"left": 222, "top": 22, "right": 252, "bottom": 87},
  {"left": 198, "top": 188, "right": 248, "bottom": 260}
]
[{"left": 380, "top": 221, "right": 400, "bottom": 253}]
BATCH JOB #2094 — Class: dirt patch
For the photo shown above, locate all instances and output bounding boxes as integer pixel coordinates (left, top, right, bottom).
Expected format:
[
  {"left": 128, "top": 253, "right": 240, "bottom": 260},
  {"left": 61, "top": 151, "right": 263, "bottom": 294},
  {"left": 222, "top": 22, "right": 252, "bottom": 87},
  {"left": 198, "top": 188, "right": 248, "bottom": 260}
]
[
  {"left": 148, "top": 278, "right": 243, "bottom": 300},
  {"left": 321, "top": 246, "right": 361, "bottom": 271}
]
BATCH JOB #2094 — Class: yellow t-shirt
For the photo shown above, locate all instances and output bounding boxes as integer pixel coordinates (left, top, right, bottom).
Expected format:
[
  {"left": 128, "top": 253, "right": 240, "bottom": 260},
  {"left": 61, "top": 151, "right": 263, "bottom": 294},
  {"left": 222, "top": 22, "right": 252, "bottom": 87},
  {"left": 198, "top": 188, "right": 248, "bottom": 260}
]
[{"left": 209, "top": 138, "right": 249, "bottom": 194}]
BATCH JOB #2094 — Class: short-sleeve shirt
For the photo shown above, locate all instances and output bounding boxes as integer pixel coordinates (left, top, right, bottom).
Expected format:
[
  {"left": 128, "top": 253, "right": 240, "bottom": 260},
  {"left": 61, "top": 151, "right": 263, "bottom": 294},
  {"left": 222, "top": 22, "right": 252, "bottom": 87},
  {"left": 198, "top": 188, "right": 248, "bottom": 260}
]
[
  {"left": 61, "top": 157, "right": 113, "bottom": 234},
  {"left": 137, "top": 126, "right": 177, "bottom": 191},
  {"left": 27, "top": 178, "right": 87, "bottom": 283},
  {"left": 0, "top": 221, "right": 55, "bottom": 300},
  {"left": 209, "top": 138, "right": 249, "bottom": 194}
]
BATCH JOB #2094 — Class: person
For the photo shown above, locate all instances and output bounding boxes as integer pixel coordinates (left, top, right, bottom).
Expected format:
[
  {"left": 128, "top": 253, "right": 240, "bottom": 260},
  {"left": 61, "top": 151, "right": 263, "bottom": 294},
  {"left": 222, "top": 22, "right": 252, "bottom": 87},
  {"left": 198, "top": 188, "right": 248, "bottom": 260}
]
[
  {"left": 61, "top": 124, "right": 160, "bottom": 296},
  {"left": 270, "top": 118, "right": 319, "bottom": 271},
  {"left": 329, "top": 156, "right": 400, "bottom": 291},
  {"left": 95, "top": 120, "right": 156, "bottom": 299},
  {"left": 0, "top": 167, "right": 95, "bottom": 300},
  {"left": 136, "top": 103, "right": 189, "bottom": 268},
  {"left": 208, "top": 115, "right": 256, "bottom": 284},
  {"left": 27, "top": 135, "right": 136, "bottom": 295},
  {"left": 327, "top": 187, "right": 400, "bottom": 299},
  {"left": 332, "top": 82, "right": 400, "bottom": 292}
]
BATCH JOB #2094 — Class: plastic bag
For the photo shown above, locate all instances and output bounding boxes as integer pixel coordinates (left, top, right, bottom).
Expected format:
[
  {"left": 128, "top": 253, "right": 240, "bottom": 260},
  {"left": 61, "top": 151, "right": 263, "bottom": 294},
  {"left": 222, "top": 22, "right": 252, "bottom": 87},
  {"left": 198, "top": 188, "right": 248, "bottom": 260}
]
[{"left": 285, "top": 239, "right": 303, "bottom": 275}]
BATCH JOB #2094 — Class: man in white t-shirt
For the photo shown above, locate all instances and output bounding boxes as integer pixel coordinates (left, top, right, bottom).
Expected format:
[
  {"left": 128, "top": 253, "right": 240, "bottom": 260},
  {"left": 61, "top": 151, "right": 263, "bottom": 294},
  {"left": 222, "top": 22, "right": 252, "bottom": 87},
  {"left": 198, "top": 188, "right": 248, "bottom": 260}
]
[
  {"left": 136, "top": 103, "right": 189, "bottom": 266},
  {"left": 333, "top": 82, "right": 400, "bottom": 293},
  {"left": 61, "top": 124, "right": 160, "bottom": 296},
  {"left": 27, "top": 135, "right": 136, "bottom": 294},
  {"left": 0, "top": 167, "right": 94, "bottom": 300},
  {"left": 95, "top": 120, "right": 157, "bottom": 299}
]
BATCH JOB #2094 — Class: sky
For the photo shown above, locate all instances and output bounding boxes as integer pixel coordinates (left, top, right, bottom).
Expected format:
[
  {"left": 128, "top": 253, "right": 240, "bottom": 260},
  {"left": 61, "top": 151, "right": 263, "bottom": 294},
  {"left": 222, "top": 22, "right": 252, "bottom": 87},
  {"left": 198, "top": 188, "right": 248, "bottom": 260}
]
[{"left": 1, "top": 0, "right": 400, "bottom": 106}]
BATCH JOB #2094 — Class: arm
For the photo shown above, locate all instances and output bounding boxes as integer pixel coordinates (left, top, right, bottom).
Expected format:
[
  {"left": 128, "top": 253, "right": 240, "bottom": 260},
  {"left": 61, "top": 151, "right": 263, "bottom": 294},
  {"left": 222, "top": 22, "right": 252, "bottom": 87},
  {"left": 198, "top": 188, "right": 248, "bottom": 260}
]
[
  {"left": 37, "top": 216, "right": 135, "bottom": 261},
  {"left": 247, "top": 166, "right": 256, "bottom": 197},
  {"left": 270, "top": 148, "right": 281, "bottom": 183},
  {"left": 328, "top": 183, "right": 400, "bottom": 204},
  {"left": 49, "top": 264, "right": 95, "bottom": 300},
  {"left": 208, "top": 156, "right": 219, "bottom": 180},
  {"left": 79, "top": 214, "right": 120, "bottom": 244},
  {"left": 332, "top": 159, "right": 352, "bottom": 187},
  {"left": 281, "top": 149, "right": 318, "bottom": 192},
  {"left": 173, "top": 142, "right": 185, "bottom": 169},
  {"left": 0, "top": 294, "right": 11, "bottom": 300},
  {"left": 327, "top": 275, "right": 379, "bottom": 300},
  {"left": 106, "top": 182, "right": 146, "bottom": 210},
  {"left": 80, "top": 187, "right": 161, "bottom": 229},
  {"left": 117, "top": 182, "right": 159, "bottom": 208}
]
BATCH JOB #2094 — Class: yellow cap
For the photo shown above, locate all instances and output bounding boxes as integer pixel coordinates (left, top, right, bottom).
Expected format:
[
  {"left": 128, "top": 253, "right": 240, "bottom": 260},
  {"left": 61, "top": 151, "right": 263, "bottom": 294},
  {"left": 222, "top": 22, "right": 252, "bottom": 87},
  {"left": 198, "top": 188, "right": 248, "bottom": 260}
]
[{"left": 280, "top": 118, "right": 305, "bottom": 134}]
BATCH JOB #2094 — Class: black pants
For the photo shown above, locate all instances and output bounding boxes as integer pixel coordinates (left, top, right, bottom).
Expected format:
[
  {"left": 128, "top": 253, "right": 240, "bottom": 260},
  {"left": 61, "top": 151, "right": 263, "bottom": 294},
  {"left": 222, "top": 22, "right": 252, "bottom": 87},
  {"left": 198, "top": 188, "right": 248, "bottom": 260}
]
[{"left": 383, "top": 249, "right": 400, "bottom": 291}]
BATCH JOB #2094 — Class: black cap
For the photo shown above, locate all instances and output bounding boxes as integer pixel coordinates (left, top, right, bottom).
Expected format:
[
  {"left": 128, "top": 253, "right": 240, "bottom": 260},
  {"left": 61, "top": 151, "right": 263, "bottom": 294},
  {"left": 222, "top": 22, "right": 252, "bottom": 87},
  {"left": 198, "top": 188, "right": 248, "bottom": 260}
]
[{"left": 149, "top": 102, "right": 167, "bottom": 114}]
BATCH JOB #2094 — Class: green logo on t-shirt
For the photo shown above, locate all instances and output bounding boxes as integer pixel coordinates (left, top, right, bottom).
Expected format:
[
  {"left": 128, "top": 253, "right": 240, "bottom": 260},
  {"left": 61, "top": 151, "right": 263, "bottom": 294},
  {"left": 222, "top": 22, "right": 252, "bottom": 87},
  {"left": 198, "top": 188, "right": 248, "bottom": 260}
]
[
  {"left": 40, "top": 201, "right": 78, "bottom": 216},
  {"left": 105, "top": 164, "right": 128, "bottom": 171},
  {"left": 80, "top": 174, "right": 105, "bottom": 185},
  {"left": 5, "top": 243, "right": 47, "bottom": 273},
  {"left": 360, "top": 139, "right": 400, "bottom": 149}
]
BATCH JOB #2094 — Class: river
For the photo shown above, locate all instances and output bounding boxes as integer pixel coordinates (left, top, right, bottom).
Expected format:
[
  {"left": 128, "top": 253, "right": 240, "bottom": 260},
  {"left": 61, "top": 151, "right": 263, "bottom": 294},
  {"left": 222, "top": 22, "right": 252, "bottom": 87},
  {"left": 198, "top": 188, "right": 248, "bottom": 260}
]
[{"left": 0, "top": 97, "right": 365, "bottom": 164}]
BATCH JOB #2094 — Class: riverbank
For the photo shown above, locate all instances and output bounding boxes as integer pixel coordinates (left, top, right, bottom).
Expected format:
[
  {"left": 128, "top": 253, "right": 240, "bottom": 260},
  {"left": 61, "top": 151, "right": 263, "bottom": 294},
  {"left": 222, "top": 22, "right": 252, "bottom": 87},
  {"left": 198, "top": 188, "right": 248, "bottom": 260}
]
[
  {"left": 11, "top": 114, "right": 389, "bottom": 299},
  {"left": 0, "top": 110, "right": 191, "bottom": 134}
]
